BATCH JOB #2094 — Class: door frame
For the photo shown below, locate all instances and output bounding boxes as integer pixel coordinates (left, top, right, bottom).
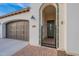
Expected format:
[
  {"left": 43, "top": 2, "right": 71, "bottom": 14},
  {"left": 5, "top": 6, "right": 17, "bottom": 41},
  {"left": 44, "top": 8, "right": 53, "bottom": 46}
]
[{"left": 39, "top": 3, "right": 59, "bottom": 48}]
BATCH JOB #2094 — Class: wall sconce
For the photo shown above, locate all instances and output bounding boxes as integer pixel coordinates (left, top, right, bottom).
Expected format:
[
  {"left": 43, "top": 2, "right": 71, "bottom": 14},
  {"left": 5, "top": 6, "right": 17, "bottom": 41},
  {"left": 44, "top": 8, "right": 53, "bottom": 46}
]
[
  {"left": 61, "top": 21, "right": 63, "bottom": 24},
  {"left": 31, "top": 15, "right": 36, "bottom": 20}
]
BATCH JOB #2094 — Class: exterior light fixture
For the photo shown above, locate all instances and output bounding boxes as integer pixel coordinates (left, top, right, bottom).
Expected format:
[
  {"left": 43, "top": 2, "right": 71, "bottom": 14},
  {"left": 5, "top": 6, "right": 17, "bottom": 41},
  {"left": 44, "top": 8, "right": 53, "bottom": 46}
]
[
  {"left": 31, "top": 15, "right": 36, "bottom": 28},
  {"left": 31, "top": 15, "right": 36, "bottom": 20}
]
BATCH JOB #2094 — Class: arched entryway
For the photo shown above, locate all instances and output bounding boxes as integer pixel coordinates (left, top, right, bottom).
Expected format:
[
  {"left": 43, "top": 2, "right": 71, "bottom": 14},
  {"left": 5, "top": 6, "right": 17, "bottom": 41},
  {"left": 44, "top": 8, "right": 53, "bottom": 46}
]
[
  {"left": 6, "top": 20, "right": 29, "bottom": 41},
  {"left": 40, "top": 4, "right": 59, "bottom": 48}
]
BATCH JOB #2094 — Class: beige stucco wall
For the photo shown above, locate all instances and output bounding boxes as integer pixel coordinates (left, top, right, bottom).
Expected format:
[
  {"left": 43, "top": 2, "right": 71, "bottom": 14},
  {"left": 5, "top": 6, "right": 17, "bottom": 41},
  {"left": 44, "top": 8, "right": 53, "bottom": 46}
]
[
  {"left": 66, "top": 4, "right": 79, "bottom": 55},
  {"left": 59, "top": 4, "right": 67, "bottom": 50}
]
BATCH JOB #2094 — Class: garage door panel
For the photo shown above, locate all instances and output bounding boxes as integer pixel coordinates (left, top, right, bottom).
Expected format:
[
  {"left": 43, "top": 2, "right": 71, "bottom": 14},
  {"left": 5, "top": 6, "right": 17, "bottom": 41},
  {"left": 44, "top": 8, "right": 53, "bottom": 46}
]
[
  {"left": 6, "top": 20, "right": 29, "bottom": 41},
  {"left": 6, "top": 22, "right": 16, "bottom": 38}
]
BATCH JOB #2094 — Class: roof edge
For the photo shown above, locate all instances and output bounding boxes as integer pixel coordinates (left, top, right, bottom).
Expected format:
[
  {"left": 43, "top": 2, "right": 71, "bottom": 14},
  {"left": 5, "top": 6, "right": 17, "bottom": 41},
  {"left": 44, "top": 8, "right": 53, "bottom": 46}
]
[{"left": 0, "top": 7, "right": 30, "bottom": 19}]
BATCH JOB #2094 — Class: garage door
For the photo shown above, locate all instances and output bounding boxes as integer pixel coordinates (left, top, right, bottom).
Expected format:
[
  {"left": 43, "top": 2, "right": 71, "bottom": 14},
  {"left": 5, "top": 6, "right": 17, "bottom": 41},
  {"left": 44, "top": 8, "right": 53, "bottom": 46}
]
[{"left": 6, "top": 20, "right": 29, "bottom": 41}]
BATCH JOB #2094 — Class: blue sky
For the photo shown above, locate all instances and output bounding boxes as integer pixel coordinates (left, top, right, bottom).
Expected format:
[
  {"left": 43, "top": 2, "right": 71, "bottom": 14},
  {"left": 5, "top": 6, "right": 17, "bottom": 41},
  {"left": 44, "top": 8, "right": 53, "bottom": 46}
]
[{"left": 0, "top": 3, "right": 30, "bottom": 16}]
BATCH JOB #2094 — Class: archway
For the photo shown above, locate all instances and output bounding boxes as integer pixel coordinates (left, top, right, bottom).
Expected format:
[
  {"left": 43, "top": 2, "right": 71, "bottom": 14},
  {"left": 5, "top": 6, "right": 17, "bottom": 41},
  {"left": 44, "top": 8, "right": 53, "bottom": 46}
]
[
  {"left": 6, "top": 20, "right": 29, "bottom": 41},
  {"left": 39, "top": 3, "right": 59, "bottom": 48}
]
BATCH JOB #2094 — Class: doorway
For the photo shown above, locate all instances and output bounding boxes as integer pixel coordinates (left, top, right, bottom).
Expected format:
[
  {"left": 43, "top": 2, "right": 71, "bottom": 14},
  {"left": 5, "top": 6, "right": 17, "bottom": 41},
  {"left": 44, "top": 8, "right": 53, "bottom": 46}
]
[
  {"left": 41, "top": 5, "right": 57, "bottom": 48},
  {"left": 41, "top": 20, "right": 56, "bottom": 48}
]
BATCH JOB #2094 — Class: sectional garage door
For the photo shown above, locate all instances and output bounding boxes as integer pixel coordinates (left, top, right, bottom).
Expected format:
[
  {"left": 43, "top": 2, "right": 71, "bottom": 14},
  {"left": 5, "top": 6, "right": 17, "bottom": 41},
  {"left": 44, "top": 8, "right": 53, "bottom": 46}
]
[{"left": 6, "top": 20, "right": 29, "bottom": 41}]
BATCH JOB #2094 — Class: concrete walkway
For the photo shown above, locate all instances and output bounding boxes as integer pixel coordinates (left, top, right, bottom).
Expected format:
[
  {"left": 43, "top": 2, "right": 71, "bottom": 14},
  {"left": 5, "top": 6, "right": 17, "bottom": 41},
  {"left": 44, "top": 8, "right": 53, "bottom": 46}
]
[{"left": 0, "top": 39, "right": 28, "bottom": 56}]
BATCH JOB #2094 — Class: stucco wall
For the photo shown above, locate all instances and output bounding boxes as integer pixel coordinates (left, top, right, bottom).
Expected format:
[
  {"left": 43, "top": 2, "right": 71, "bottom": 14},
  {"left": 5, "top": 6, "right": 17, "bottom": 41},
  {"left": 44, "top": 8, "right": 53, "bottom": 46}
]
[
  {"left": 59, "top": 4, "right": 67, "bottom": 50},
  {"left": 42, "top": 20, "right": 47, "bottom": 39},
  {"left": 67, "top": 4, "right": 79, "bottom": 54},
  {"left": 30, "top": 3, "right": 42, "bottom": 46}
]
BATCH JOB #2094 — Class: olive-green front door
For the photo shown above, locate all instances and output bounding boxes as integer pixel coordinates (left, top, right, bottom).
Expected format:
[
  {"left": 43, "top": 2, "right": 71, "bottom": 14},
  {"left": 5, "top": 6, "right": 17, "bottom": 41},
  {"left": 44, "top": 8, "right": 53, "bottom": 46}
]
[{"left": 47, "top": 20, "right": 55, "bottom": 38}]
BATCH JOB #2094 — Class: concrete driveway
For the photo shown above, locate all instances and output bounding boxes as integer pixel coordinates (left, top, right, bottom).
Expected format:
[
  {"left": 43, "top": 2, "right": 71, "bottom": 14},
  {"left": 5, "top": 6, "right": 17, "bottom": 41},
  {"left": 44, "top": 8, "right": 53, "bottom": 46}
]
[{"left": 0, "top": 39, "right": 28, "bottom": 56}]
